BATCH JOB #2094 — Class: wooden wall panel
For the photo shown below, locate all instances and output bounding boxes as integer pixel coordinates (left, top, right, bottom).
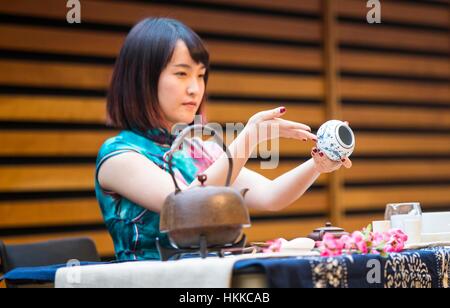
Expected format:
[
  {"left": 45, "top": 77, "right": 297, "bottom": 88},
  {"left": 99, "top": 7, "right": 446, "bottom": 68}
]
[
  {"left": 0, "top": 24, "right": 124, "bottom": 57},
  {"left": 0, "top": 60, "right": 323, "bottom": 98},
  {"left": 3, "top": 95, "right": 450, "bottom": 130},
  {"left": 3, "top": 131, "right": 449, "bottom": 157},
  {"left": 3, "top": 160, "right": 450, "bottom": 194},
  {"left": 0, "top": 199, "right": 103, "bottom": 228},
  {"left": 344, "top": 186, "right": 450, "bottom": 212},
  {"left": 337, "top": 0, "right": 450, "bottom": 28},
  {"left": 340, "top": 78, "right": 449, "bottom": 104},
  {"left": 0, "top": 165, "right": 94, "bottom": 192},
  {"left": 335, "top": 0, "right": 450, "bottom": 244},
  {"left": 1, "top": 231, "right": 115, "bottom": 257},
  {"left": 0, "top": 96, "right": 323, "bottom": 125},
  {"left": 246, "top": 218, "right": 326, "bottom": 241},
  {"left": 0, "top": 0, "right": 321, "bottom": 41},
  {"left": 194, "top": 0, "right": 321, "bottom": 14},
  {"left": 340, "top": 51, "right": 450, "bottom": 78},
  {"left": 0, "top": 96, "right": 107, "bottom": 123},
  {"left": 339, "top": 23, "right": 449, "bottom": 53}
]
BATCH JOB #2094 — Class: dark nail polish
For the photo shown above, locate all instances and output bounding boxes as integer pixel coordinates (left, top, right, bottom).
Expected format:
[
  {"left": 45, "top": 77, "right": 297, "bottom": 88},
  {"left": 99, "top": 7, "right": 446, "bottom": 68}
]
[
  {"left": 279, "top": 107, "right": 286, "bottom": 113},
  {"left": 319, "top": 152, "right": 324, "bottom": 157},
  {"left": 313, "top": 149, "right": 318, "bottom": 153}
]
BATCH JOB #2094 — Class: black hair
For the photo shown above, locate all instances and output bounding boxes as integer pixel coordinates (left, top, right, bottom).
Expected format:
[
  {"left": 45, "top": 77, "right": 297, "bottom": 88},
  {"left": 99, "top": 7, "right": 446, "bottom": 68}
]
[{"left": 107, "top": 17, "right": 210, "bottom": 131}]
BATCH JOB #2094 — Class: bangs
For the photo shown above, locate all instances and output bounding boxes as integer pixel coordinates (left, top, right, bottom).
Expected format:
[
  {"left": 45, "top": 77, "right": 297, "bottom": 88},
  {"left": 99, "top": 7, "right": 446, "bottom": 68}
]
[
  {"left": 181, "top": 32, "right": 210, "bottom": 69},
  {"left": 164, "top": 21, "right": 210, "bottom": 70}
]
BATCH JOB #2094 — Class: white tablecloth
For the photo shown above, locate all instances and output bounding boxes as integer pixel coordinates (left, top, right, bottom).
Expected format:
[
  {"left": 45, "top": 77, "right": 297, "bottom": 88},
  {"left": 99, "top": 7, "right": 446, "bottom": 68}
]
[{"left": 55, "top": 251, "right": 318, "bottom": 288}]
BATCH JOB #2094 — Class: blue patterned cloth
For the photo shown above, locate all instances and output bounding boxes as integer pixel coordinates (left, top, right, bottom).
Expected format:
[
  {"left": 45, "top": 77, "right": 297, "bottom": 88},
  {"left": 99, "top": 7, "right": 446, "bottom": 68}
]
[
  {"left": 0, "top": 262, "right": 107, "bottom": 283},
  {"left": 233, "top": 247, "right": 450, "bottom": 288}
]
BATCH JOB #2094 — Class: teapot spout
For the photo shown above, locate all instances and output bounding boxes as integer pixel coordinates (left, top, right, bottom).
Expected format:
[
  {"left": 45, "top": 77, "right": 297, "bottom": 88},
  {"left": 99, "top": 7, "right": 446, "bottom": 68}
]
[{"left": 240, "top": 188, "right": 250, "bottom": 199}]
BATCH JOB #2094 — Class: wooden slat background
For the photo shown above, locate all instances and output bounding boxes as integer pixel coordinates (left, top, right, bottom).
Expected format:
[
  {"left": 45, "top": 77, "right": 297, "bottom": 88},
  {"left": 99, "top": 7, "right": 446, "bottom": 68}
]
[{"left": 0, "top": 0, "right": 449, "bottom": 260}]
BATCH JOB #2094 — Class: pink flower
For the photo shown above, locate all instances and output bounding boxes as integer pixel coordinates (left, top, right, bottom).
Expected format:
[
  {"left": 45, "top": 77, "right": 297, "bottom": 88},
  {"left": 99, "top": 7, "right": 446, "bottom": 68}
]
[
  {"left": 355, "top": 240, "right": 368, "bottom": 254},
  {"left": 340, "top": 235, "right": 355, "bottom": 251},
  {"left": 351, "top": 231, "right": 364, "bottom": 243},
  {"left": 384, "top": 229, "right": 408, "bottom": 253},
  {"left": 316, "top": 224, "right": 408, "bottom": 256},
  {"left": 262, "top": 238, "right": 287, "bottom": 253},
  {"left": 372, "top": 232, "right": 388, "bottom": 248},
  {"left": 389, "top": 229, "right": 408, "bottom": 242},
  {"left": 324, "top": 233, "right": 344, "bottom": 250},
  {"left": 349, "top": 231, "right": 368, "bottom": 253},
  {"left": 370, "top": 248, "right": 381, "bottom": 255},
  {"left": 318, "top": 233, "right": 345, "bottom": 256}
]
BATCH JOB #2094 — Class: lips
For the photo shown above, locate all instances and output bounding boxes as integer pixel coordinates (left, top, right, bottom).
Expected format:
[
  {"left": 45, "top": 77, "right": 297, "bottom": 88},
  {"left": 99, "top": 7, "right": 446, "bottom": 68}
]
[{"left": 182, "top": 102, "right": 197, "bottom": 107}]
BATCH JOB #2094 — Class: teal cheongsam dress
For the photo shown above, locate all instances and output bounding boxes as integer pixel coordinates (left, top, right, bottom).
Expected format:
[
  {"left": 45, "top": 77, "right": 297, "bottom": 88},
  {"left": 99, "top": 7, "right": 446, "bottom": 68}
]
[{"left": 95, "top": 128, "right": 222, "bottom": 261}]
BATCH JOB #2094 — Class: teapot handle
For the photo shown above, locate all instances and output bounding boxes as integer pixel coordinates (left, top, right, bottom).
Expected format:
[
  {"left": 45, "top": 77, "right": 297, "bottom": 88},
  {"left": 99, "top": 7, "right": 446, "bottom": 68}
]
[{"left": 164, "top": 124, "right": 233, "bottom": 193}]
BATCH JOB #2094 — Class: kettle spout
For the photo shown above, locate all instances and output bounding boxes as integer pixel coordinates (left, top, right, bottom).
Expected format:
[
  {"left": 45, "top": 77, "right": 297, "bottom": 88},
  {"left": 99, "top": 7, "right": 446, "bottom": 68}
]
[{"left": 240, "top": 188, "right": 250, "bottom": 199}]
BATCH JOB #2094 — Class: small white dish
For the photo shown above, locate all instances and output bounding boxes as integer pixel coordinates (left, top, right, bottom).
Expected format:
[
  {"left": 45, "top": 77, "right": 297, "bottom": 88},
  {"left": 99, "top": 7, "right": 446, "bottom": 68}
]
[
  {"left": 421, "top": 232, "right": 450, "bottom": 243},
  {"left": 279, "top": 237, "right": 315, "bottom": 253},
  {"left": 405, "top": 240, "right": 450, "bottom": 250}
]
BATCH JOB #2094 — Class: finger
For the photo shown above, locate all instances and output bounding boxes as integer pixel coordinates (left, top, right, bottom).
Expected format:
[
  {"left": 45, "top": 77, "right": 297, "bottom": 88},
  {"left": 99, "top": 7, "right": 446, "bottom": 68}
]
[
  {"left": 323, "top": 159, "right": 341, "bottom": 172},
  {"left": 312, "top": 152, "right": 322, "bottom": 165},
  {"left": 294, "top": 130, "right": 317, "bottom": 142},
  {"left": 344, "top": 121, "right": 349, "bottom": 125},
  {"left": 314, "top": 151, "right": 328, "bottom": 164},
  {"left": 273, "top": 118, "right": 311, "bottom": 132},
  {"left": 317, "top": 157, "right": 337, "bottom": 173},
  {"left": 313, "top": 150, "right": 342, "bottom": 173},
  {"left": 255, "top": 106, "right": 286, "bottom": 122},
  {"left": 277, "top": 124, "right": 315, "bottom": 141},
  {"left": 317, "top": 151, "right": 339, "bottom": 166},
  {"left": 314, "top": 154, "right": 338, "bottom": 172},
  {"left": 341, "top": 157, "right": 353, "bottom": 168}
]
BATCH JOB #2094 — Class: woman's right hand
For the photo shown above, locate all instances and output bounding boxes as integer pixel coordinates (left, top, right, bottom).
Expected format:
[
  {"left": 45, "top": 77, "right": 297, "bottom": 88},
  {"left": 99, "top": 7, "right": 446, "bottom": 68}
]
[{"left": 244, "top": 106, "right": 317, "bottom": 144}]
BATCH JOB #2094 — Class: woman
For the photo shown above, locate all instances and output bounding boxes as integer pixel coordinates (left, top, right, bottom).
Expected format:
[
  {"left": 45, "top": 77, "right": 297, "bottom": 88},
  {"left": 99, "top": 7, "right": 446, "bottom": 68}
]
[{"left": 95, "top": 17, "right": 352, "bottom": 261}]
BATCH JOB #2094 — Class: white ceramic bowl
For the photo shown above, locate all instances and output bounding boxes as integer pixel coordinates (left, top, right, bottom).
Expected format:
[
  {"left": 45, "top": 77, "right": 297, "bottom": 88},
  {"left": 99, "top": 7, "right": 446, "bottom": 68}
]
[{"left": 316, "top": 120, "right": 355, "bottom": 161}]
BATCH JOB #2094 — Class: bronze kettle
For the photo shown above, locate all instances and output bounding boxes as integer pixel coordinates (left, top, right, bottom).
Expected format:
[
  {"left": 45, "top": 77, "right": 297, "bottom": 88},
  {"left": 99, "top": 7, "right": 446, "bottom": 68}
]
[{"left": 159, "top": 124, "right": 251, "bottom": 249}]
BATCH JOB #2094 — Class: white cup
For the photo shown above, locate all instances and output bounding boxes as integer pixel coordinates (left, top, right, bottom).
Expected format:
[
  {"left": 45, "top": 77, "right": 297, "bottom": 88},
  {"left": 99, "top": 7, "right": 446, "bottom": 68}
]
[
  {"left": 404, "top": 219, "right": 422, "bottom": 244},
  {"left": 372, "top": 220, "right": 391, "bottom": 233}
]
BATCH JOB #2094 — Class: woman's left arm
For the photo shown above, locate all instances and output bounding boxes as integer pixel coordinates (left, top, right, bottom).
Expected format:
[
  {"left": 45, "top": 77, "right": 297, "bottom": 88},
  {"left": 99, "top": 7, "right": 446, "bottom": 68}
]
[{"left": 232, "top": 151, "right": 352, "bottom": 212}]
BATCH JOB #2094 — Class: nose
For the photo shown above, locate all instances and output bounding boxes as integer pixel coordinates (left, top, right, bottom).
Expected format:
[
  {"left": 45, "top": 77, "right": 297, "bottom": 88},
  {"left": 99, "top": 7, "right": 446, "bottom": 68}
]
[{"left": 187, "top": 78, "right": 200, "bottom": 96}]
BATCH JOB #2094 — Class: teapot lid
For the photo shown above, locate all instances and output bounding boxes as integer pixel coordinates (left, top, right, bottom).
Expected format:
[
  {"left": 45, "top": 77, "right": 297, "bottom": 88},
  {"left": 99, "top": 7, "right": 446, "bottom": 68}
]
[{"left": 313, "top": 222, "right": 345, "bottom": 233}]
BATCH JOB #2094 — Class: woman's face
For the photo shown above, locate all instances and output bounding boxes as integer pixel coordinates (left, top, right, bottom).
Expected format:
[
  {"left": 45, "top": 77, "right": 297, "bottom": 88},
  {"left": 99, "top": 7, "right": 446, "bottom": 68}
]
[{"left": 158, "top": 40, "right": 206, "bottom": 131}]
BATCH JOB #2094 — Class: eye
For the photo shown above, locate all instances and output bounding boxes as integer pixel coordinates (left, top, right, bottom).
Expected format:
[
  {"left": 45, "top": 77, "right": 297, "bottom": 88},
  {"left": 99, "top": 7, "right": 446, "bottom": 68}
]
[
  {"left": 198, "top": 74, "right": 205, "bottom": 78},
  {"left": 175, "top": 72, "right": 187, "bottom": 77}
]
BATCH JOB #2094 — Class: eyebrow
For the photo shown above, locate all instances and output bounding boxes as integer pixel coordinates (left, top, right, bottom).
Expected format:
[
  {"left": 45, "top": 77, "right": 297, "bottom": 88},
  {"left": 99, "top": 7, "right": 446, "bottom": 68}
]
[{"left": 173, "top": 63, "right": 206, "bottom": 69}]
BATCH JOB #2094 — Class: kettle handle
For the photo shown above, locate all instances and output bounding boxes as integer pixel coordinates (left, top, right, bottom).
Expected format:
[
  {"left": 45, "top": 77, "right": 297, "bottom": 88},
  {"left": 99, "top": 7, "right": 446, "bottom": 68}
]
[{"left": 164, "top": 124, "right": 233, "bottom": 193}]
